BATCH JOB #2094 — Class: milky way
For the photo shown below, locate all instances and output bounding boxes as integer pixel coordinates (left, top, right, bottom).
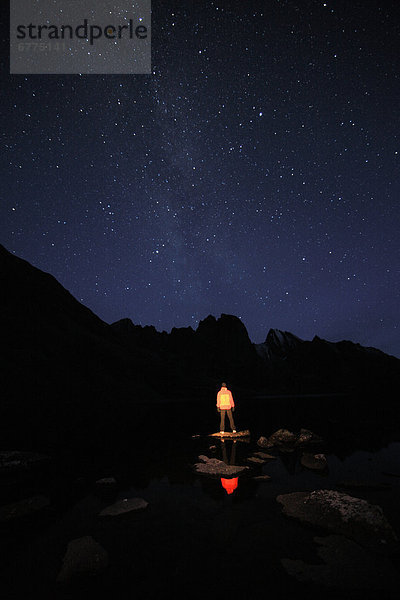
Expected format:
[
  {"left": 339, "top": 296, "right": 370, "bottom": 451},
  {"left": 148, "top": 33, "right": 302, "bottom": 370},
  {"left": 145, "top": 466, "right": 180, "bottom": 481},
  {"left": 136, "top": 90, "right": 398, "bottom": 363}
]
[{"left": 1, "top": 1, "right": 399, "bottom": 356}]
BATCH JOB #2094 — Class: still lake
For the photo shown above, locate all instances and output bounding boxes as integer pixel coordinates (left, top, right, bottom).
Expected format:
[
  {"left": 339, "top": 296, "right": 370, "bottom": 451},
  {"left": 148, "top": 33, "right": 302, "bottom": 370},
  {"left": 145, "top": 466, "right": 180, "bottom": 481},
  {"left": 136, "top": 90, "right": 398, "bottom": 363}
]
[{"left": 1, "top": 395, "right": 400, "bottom": 599}]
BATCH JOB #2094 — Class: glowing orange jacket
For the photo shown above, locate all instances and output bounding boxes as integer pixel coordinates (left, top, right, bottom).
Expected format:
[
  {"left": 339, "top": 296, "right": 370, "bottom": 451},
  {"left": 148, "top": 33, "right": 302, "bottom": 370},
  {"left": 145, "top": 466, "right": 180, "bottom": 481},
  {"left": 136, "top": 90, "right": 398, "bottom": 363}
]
[
  {"left": 216, "top": 386, "right": 235, "bottom": 410},
  {"left": 221, "top": 477, "right": 238, "bottom": 495}
]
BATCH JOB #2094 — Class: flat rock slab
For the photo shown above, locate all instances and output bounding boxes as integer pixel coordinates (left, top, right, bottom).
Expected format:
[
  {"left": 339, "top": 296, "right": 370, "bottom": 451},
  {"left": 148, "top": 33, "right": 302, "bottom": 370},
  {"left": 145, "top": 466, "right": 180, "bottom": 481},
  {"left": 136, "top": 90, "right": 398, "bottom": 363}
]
[
  {"left": 253, "top": 475, "right": 271, "bottom": 481},
  {"left": 282, "top": 535, "right": 400, "bottom": 591},
  {"left": 277, "top": 490, "right": 398, "bottom": 552},
  {"left": 0, "top": 495, "right": 50, "bottom": 522},
  {"left": 194, "top": 455, "right": 249, "bottom": 477},
  {"left": 57, "top": 536, "right": 108, "bottom": 583},
  {"left": 301, "top": 453, "right": 328, "bottom": 471},
  {"left": 254, "top": 452, "right": 276, "bottom": 460},
  {"left": 209, "top": 430, "right": 250, "bottom": 438},
  {"left": 247, "top": 456, "right": 266, "bottom": 464},
  {"left": 99, "top": 497, "right": 148, "bottom": 516}
]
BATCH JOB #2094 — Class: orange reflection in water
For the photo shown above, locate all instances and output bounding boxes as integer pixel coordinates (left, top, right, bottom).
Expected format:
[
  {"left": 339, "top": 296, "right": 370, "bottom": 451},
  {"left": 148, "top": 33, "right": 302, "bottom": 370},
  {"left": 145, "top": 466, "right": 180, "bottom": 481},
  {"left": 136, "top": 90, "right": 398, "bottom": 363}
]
[{"left": 220, "top": 477, "right": 238, "bottom": 495}]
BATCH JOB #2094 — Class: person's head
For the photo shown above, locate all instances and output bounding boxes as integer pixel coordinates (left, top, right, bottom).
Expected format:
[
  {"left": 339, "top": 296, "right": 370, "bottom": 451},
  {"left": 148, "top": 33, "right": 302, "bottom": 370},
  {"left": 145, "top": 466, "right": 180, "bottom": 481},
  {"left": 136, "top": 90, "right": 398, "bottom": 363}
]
[{"left": 221, "top": 382, "right": 227, "bottom": 388}]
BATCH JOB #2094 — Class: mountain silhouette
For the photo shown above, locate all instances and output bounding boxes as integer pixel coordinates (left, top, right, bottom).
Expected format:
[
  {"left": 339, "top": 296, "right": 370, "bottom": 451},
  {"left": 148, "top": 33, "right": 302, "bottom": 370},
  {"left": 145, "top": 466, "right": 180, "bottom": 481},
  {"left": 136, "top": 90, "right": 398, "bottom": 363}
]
[{"left": 1, "top": 244, "right": 399, "bottom": 448}]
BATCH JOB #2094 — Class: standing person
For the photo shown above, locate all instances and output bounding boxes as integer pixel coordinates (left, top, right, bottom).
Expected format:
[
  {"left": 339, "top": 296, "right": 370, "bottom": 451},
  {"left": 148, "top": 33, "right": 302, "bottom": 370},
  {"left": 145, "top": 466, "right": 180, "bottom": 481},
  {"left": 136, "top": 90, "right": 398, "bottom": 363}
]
[{"left": 216, "top": 382, "right": 236, "bottom": 435}]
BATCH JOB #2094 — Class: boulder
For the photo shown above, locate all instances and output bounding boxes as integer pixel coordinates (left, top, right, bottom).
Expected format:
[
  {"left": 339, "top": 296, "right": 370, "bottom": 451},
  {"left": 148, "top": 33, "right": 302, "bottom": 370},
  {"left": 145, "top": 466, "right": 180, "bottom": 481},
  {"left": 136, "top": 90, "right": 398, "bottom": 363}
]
[
  {"left": 295, "top": 428, "right": 323, "bottom": 447},
  {"left": 99, "top": 497, "right": 148, "bottom": 516},
  {"left": 277, "top": 490, "right": 398, "bottom": 552},
  {"left": 194, "top": 455, "right": 249, "bottom": 477},
  {"left": 258, "top": 429, "right": 323, "bottom": 451},
  {"left": 301, "top": 453, "right": 328, "bottom": 471},
  {"left": 257, "top": 436, "right": 274, "bottom": 448},
  {"left": 269, "top": 429, "right": 297, "bottom": 445},
  {"left": 0, "top": 495, "right": 50, "bottom": 522},
  {"left": 57, "top": 536, "right": 108, "bottom": 582},
  {"left": 282, "top": 534, "right": 399, "bottom": 591}
]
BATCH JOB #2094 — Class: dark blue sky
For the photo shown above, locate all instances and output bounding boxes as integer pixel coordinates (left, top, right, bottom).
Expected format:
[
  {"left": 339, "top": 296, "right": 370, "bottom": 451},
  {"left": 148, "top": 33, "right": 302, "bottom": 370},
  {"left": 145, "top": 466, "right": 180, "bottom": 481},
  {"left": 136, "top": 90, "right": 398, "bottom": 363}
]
[{"left": 1, "top": 1, "right": 399, "bottom": 357}]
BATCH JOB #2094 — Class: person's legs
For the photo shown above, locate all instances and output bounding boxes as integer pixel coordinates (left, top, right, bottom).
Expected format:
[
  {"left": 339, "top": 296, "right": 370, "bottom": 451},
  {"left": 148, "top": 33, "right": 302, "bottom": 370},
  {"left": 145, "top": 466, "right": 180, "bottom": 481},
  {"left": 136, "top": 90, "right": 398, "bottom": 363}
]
[
  {"left": 227, "top": 409, "right": 236, "bottom": 431},
  {"left": 220, "top": 410, "right": 226, "bottom": 432}
]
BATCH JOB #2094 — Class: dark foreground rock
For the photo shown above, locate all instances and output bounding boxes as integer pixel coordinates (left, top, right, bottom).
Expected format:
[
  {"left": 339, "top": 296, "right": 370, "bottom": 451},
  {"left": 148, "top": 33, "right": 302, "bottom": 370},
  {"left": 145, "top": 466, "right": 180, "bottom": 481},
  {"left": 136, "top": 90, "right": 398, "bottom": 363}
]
[
  {"left": 57, "top": 536, "right": 109, "bottom": 583},
  {"left": 99, "top": 497, "right": 148, "bottom": 516},
  {"left": 282, "top": 534, "right": 400, "bottom": 592},
  {"left": 277, "top": 490, "right": 398, "bottom": 552},
  {"left": 0, "top": 495, "right": 50, "bottom": 522},
  {"left": 194, "top": 455, "right": 249, "bottom": 477}
]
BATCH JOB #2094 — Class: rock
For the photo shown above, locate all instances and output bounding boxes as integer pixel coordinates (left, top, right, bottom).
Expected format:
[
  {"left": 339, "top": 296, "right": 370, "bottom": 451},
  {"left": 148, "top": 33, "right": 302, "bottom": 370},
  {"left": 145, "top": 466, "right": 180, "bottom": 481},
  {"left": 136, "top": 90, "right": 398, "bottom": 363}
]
[
  {"left": 95, "top": 477, "right": 117, "bottom": 487},
  {"left": 257, "top": 436, "right": 274, "bottom": 448},
  {"left": 99, "top": 497, "right": 148, "bottom": 516},
  {"left": 282, "top": 535, "right": 399, "bottom": 591},
  {"left": 269, "top": 428, "right": 297, "bottom": 445},
  {"left": 247, "top": 456, "right": 266, "bottom": 464},
  {"left": 0, "top": 495, "right": 50, "bottom": 522},
  {"left": 301, "top": 453, "right": 328, "bottom": 471},
  {"left": 253, "top": 475, "right": 271, "bottom": 481},
  {"left": 209, "top": 430, "right": 250, "bottom": 438},
  {"left": 253, "top": 452, "right": 276, "bottom": 460},
  {"left": 296, "top": 428, "right": 323, "bottom": 447},
  {"left": 57, "top": 536, "right": 108, "bottom": 582},
  {"left": 258, "top": 429, "right": 323, "bottom": 451},
  {"left": 277, "top": 490, "right": 398, "bottom": 552},
  {"left": 194, "top": 455, "right": 249, "bottom": 477}
]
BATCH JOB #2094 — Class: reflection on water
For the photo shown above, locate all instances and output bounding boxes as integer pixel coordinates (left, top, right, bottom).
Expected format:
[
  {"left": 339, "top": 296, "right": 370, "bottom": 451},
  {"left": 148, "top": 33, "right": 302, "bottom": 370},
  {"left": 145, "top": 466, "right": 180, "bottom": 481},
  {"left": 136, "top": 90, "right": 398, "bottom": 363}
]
[
  {"left": 221, "top": 477, "right": 238, "bottom": 494},
  {"left": 220, "top": 440, "right": 239, "bottom": 494}
]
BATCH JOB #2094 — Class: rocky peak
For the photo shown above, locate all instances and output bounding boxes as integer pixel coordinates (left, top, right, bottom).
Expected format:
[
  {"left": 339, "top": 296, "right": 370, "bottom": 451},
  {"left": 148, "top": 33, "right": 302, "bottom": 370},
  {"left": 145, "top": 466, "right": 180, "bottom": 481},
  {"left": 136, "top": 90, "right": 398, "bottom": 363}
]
[
  {"left": 196, "top": 313, "right": 252, "bottom": 346},
  {"left": 265, "top": 328, "right": 303, "bottom": 356}
]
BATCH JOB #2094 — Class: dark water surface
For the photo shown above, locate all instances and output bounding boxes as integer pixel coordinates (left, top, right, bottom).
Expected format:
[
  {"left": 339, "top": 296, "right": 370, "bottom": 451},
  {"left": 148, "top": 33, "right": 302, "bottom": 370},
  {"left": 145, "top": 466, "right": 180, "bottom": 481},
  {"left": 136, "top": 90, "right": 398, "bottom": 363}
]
[{"left": 1, "top": 396, "right": 400, "bottom": 599}]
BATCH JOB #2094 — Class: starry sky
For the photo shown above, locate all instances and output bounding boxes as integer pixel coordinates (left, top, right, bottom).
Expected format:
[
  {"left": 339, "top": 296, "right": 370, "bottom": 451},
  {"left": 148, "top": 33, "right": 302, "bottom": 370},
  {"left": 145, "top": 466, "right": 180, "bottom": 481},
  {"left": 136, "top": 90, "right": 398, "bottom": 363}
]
[{"left": 1, "top": 0, "right": 399, "bottom": 357}]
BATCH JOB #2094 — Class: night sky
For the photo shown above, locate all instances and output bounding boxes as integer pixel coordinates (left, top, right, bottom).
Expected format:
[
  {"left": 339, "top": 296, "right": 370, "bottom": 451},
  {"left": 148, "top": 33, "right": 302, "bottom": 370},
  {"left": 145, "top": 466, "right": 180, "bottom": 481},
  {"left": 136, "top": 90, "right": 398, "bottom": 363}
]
[{"left": 1, "top": 1, "right": 399, "bottom": 357}]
